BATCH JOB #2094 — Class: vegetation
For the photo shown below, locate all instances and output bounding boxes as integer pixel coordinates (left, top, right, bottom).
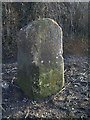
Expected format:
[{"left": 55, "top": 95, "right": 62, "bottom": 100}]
[{"left": 2, "top": 2, "right": 88, "bottom": 62}]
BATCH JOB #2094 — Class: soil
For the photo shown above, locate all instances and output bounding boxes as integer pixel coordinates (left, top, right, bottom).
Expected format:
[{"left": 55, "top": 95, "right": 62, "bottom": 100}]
[{"left": 1, "top": 56, "right": 89, "bottom": 119}]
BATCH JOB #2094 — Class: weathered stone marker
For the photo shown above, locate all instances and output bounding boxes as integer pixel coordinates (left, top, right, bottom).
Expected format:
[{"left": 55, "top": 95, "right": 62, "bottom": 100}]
[{"left": 17, "top": 18, "right": 64, "bottom": 99}]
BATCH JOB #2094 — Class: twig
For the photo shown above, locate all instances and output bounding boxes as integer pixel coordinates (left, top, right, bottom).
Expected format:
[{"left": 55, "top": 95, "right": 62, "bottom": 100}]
[
  {"left": 25, "top": 109, "right": 29, "bottom": 119},
  {"left": 0, "top": 104, "right": 6, "bottom": 112},
  {"left": 53, "top": 82, "right": 71, "bottom": 98}
]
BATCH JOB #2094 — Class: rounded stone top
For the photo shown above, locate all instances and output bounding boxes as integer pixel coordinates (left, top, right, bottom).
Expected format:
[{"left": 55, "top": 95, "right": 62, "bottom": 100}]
[{"left": 18, "top": 18, "right": 63, "bottom": 55}]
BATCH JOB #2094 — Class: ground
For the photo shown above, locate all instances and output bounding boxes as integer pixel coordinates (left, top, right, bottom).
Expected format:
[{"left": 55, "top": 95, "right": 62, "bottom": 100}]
[{"left": 1, "top": 56, "right": 89, "bottom": 119}]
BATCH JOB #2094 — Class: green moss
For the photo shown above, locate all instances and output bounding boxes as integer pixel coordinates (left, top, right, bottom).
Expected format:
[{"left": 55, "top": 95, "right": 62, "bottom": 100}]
[
  {"left": 39, "top": 63, "right": 64, "bottom": 98},
  {"left": 17, "top": 62, "right": 64, "bottom": 99}
]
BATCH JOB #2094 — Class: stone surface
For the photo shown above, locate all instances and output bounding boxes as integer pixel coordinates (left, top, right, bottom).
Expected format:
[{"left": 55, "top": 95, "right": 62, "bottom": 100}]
[{"left": 17, "top": 18, "right": 64, "bottom": 99}]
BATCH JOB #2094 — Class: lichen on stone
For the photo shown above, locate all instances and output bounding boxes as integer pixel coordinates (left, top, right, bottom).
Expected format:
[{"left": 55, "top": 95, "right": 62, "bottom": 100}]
[{"left": 17, "top": 18, "right": 64, "bottom": 99}]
